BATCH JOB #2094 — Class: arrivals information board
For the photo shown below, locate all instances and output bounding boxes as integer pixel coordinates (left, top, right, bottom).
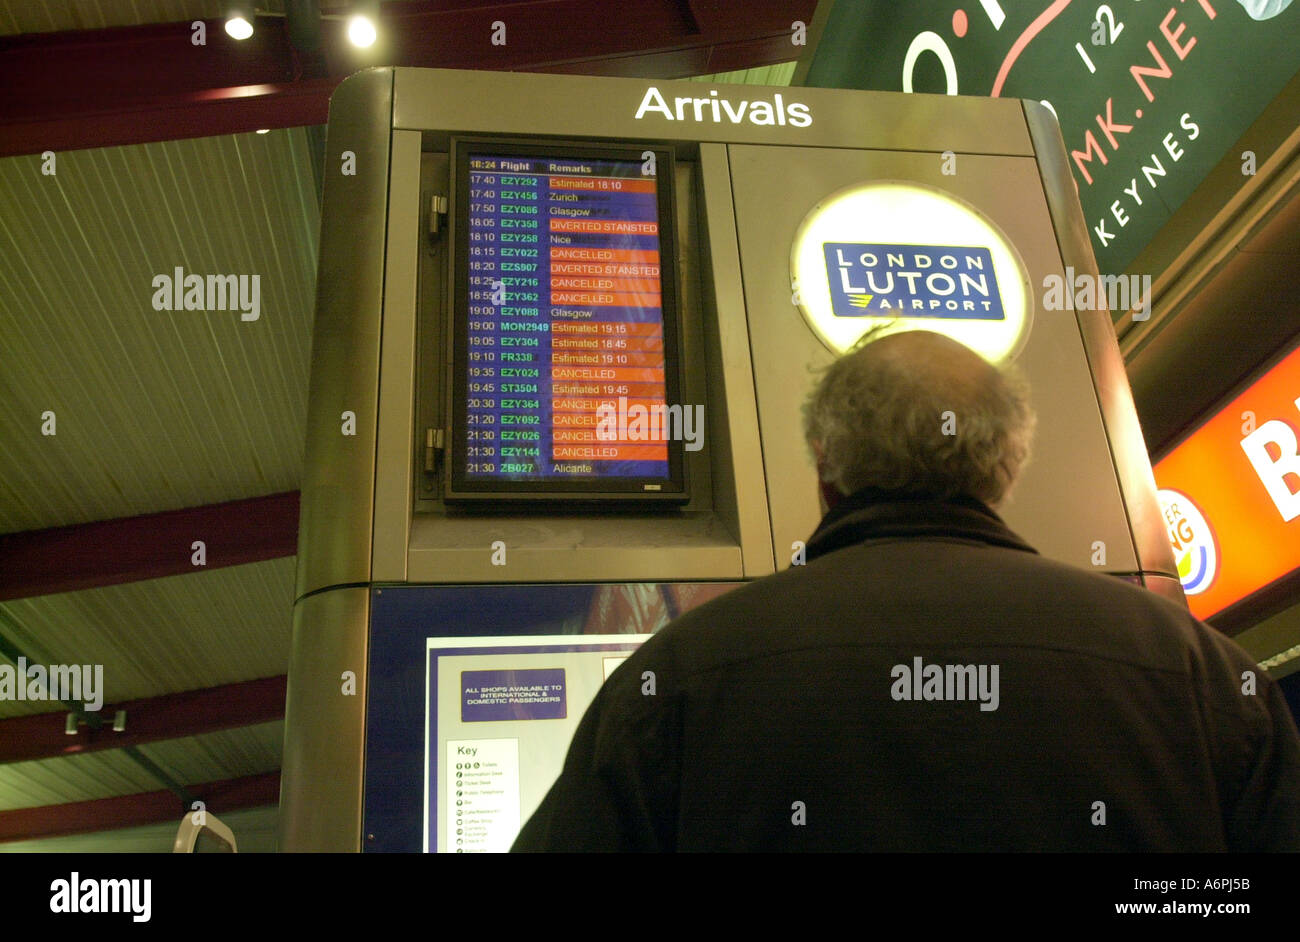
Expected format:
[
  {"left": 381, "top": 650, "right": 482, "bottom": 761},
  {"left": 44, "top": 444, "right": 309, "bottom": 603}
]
[{"left": 449, "top": 144, "right": 687, "bottom": 499}]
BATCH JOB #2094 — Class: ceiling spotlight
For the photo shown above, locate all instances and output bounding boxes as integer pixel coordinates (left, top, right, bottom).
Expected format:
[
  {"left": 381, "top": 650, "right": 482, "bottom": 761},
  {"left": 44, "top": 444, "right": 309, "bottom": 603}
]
[
  {"left": 225, "top": 5, "right": 254, "bottom": 40},
  {"left": 347, "top": 14, "right": 377, "bottom": 47},
  {"left": 225, "top": 17, "right": 253, "bottom": 39}
]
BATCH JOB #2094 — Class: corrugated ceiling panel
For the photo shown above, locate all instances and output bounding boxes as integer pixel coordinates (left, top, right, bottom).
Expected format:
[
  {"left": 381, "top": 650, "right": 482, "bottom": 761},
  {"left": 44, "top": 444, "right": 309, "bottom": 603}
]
[
  {"left": 134, "top": 720, "right": 283, "bottom": 785},
  {"left": 0, "top": 746, "right": 163, "bottom": 809},
  {"left": 0, "top": 556, "right": 293, "bottom": 709},
  {"left": 0, "top": 804, "right": 278, "bottom": 852},
  {"left": 687, "top": 62, "right": 797, "bottom": 86},
  {"left": 0, "top": 724, "right": 280, "bottom": 839},
  {"left": 0, "top": 128, "right": 318, "bottom": 533},
  {"left": 0, "top": 0, "right": 274, "bottom": 34},
  {"left": 0, "top": 0, "right": 422, "bottom": 35},
  {"left": 0, "top": 687, "right": 61, "bottom": 719}
]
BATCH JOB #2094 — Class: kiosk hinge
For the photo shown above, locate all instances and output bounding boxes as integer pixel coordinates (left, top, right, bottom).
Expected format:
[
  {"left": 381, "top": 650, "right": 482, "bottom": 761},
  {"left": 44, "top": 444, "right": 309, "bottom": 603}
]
[
  {"left": 425, "top": 427, "right": 444, "bottom": 473},
  {"left": 428, "top": 195, "right": 448, "bottom": 238}
]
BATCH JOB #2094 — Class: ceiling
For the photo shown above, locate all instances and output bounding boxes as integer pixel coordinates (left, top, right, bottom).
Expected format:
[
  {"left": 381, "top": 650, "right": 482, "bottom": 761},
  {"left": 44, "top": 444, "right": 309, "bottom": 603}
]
[
  {"left": 0, "top": 132, "right": 318, "bottom": 532},
  {"left": 0, "top": 1, "right": 255, "bottom": 34}
]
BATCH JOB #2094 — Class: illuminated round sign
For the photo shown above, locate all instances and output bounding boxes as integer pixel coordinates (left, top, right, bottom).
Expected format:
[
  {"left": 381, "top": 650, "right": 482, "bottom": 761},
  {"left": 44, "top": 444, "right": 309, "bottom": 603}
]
[
  {"left": 790, "top": 180, "right": 1032, "bottom": 362},
  {"left": 1157, "top": 488, "right": 1219, "bottom": 596}
]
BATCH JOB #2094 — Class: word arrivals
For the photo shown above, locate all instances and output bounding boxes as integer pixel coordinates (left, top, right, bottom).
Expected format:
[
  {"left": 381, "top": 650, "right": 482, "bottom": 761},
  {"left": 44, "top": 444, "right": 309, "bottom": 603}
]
[
  {"left": 890, "top": 657, "right": 999, "bottom": 711},
  {"left": 150, "top": 267, "right": 261, "bottom": 321},
  {"left": 50, "top": 873, "right": 151, "bottom": 923},
  {"left": 634, "top": 86, "right": 812, "bottom": 128},
  {"left": 1041, "top": 266, "right": 1151, "bottom": 321},
  {"left": 594, "top": 397, "right": 704, "bottom": 451},
  {"left": 0, "top": 657, "right": 103, "bottom": 711}
]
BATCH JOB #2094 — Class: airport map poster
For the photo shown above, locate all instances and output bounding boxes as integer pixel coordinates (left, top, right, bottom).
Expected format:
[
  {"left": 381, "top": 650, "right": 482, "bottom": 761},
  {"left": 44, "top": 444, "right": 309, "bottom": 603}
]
[
  {"left": 424, "top": 634, "right": 653, "bottom": 853},
  {"left": 363, "top": 583, "right": 740, "bottom": 851},
  {"left": 802, "top": 0, "right": 1300, "bottom": 276}
]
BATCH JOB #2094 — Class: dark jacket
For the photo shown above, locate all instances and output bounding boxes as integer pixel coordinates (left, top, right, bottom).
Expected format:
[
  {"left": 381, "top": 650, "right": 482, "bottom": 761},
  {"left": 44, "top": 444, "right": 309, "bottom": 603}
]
[{"left": 511, "top": 488, "right": 1300, "bottom": 851}]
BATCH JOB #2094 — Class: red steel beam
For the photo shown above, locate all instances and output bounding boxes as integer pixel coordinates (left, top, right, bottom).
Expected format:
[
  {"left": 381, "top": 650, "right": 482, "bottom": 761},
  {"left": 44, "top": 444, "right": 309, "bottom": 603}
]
[
  {"left": 0, "top": 491, "right": 299, "bottom": 602},
  {"left": 0, "top": 0, "right": 814, "bottom": 157},
  {"left": 0, "top": 675, "right": 288, "bottom": 765},
  {"left": 0, "top": 771, "right": 280, "bottom": 844}
]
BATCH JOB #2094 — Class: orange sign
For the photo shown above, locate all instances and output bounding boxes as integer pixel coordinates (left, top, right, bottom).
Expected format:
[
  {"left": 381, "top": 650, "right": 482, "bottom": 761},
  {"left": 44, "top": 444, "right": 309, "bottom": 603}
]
[{"left": 1153, "top": 343, "right": 1300, "bottom": 620}]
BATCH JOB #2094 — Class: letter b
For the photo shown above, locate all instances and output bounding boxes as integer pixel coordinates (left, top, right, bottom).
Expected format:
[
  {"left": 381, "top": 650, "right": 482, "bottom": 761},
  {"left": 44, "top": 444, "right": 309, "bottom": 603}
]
[{"left": 1241, "top": 415, "right": 1300, "bottom": 522}]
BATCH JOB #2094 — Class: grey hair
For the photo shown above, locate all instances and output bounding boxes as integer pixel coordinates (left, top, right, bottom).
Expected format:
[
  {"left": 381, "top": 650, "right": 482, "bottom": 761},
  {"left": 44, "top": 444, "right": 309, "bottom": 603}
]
[{"left": 802, "top": 329, "right": 1036, "bottom": 507}]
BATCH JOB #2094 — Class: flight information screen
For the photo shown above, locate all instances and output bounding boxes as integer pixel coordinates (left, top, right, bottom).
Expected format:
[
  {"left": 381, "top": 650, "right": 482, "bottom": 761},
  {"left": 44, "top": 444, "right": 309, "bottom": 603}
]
[{"left": 448, "top": 141, "right": 687, "bottom": 501}]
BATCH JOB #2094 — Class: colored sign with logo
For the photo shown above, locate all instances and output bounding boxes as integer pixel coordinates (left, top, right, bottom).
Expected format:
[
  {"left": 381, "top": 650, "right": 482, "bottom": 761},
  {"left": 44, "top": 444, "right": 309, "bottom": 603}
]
[
  {"left": 823, "top": 243, "right": 1004, "bottom": 320},
  {"left": 791, "top": 181, "right": 1030, "bottom": 361},
  {"left": 1157, "top": 489, "right": 1219, "bottom": 595},
  {"left": 1153, "top": 343, "right": 1300, "bottom": 619},
  {"left": 801, "top": 0, "right": 1300, "bottom": 277}
]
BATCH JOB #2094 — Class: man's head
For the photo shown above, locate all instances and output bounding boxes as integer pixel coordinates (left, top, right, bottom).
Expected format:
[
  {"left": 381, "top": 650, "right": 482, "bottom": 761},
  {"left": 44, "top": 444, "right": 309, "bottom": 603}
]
[{"left": 802, "top": 328, "right": 1036, "bottom": 511}]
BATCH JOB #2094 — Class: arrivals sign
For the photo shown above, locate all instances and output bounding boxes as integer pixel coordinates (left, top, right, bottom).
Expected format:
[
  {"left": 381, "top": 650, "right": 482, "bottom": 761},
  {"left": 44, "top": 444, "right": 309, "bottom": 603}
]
[
  {"left": 1153, "top": 342, "right": 1300, "bottom": 619},
  {"left": 801, "top": 0, "right": 1300, "bottom": 276},
  {"left": 791, "top": 181, "right": 1030, "bottom": 362}
]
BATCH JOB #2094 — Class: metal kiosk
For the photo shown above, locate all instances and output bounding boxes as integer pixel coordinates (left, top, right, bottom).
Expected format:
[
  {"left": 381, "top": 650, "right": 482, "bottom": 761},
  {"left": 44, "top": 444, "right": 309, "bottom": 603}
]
[{"left": 280, "top": 67, "right": 1180, "bottom": 852}]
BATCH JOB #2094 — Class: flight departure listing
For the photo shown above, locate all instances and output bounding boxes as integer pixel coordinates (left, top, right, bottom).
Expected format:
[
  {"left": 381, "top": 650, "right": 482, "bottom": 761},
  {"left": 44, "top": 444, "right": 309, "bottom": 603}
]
[{"left": 460, "top": 152, "right": 673, "bottom": 486}]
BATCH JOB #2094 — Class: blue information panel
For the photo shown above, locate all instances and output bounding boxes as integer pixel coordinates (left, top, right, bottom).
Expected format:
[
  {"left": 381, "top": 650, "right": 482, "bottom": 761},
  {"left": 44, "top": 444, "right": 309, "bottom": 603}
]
[
  {"left": 363, "top": 582, "right": 742, "bottom": 852},
  {"left": 449, "top": 143, "right": 687, "bottom": 499}
]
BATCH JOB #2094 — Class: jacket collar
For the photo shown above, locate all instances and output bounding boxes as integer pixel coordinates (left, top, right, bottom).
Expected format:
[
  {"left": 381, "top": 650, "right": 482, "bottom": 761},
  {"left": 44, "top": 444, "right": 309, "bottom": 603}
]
[{"left": 805, "top": 486, "right": 1039, "bottom": 563}]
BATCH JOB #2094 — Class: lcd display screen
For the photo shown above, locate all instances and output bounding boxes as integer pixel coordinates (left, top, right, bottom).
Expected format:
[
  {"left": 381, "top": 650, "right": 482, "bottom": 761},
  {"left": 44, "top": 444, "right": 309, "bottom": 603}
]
[{"left": 447, "top": 140, "right": 687, "bottom": 501}]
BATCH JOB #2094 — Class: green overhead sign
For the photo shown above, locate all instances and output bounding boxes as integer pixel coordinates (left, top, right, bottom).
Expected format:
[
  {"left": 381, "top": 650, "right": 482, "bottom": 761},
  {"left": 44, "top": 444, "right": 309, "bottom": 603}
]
[{"left": 800, "top": 0, "right": 1300, "bottom": 277}]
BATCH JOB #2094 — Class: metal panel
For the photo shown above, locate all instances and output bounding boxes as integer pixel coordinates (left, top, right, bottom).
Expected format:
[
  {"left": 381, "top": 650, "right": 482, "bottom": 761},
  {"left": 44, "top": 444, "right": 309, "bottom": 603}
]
[
  {"left": 1022, "top": 101, "right": 1181, "bottom": 593},
  {"left": 671, "top": 159, "right": 716, "bottom": 520},
  {"left": 403, "top": 159, "right": 752, "bottom": 584},
  {"left": 696, "top": 143, "right": 774, "bottom": 577},
  {"left": 393, "top": 67, "right": 1033, "bottom": 156},
  {"left": 726, "top": 141, "right": 1139, "bottom": 574},
  {"left": 279, "top": 585, "right": 369, "bottom": 852},
  {"left": 406, "top": 514, "right": 742, "bottom": 583},
  {"left": 371, "top": 130, "right": 423, "bottom": 582},
  {"left": 295, "top": 68, "right": 393, "bottom": 600}
]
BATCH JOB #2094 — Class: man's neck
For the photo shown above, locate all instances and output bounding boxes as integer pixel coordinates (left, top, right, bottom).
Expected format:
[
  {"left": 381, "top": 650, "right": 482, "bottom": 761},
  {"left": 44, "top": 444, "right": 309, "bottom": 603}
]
[{"left": 820, "top": 485, "right": 995, "bottom": 528}]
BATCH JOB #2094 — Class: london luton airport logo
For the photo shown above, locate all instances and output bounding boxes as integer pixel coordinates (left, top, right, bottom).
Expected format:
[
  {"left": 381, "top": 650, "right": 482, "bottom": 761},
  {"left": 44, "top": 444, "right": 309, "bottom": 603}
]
[{"left": 823, "top": 243, "right": 1005, "bottom": 320}]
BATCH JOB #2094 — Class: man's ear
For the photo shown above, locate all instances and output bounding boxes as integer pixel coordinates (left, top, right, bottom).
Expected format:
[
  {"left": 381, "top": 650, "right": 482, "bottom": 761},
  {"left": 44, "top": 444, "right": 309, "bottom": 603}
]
[{"left": 811, "top": 442, "right": 843, "bottom": 511}]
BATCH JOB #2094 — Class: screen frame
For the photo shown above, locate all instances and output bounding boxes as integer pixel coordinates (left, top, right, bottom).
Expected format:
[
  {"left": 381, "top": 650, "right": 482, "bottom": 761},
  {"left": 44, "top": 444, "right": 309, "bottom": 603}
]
[{"left": 444, "top": 136, "right": 689, "bottom": 504}]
